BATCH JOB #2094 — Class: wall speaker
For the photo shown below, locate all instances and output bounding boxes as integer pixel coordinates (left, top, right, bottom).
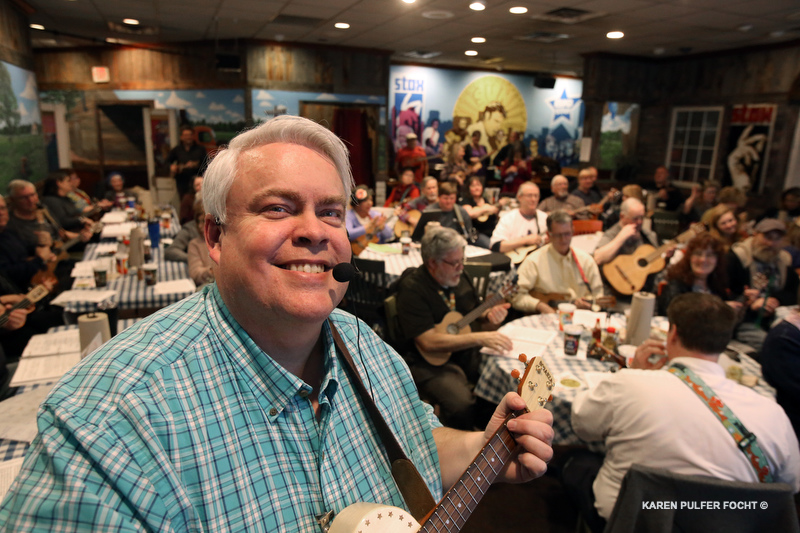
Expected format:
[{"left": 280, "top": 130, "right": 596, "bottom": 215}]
[
  {"left": 216, "top": 54, "right": 241, "bottom": 72},
  {"left": 533, "top": 76, "right": 556, "bottom": 89}
]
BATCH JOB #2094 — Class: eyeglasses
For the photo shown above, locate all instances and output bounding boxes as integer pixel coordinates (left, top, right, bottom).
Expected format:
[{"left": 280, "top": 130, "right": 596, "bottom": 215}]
[
  {"left": 440, "top": 258, "right": 465, "bottom": 269},
  {"left": 549, "top": 231, "right": 572, "bottom": 239}
]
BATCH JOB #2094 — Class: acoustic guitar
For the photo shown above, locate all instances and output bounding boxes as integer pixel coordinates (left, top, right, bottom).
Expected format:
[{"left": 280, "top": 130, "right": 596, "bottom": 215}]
[
  {"left": 603, "top": 223, "right": 705, "bottom": 295},
  {"left": 572, "top": 189, "right": 620, "bottom": 219},
  {"left": 351, "top": 215, "right": 387, "bottom": 255},
  {"left": 528, "top": 290, "right": 617, "bottom": 311},
  {"left": 505, "top": 244, "right": 539, "bottom": 266},
  {"left": 326, "top": 354, "right": 554, "bottom": 533},
  {"left": 416, "top": 273, "right": 518, "bottom": 366},
  {"left": 31, "top": 220, "right": 103, "bottom": 289},
  {"left": 394, "top": 209, "right": 422, "bottom": 239},
  {"left": 0, "top": 285, "right": 50, "bottom": 329}
]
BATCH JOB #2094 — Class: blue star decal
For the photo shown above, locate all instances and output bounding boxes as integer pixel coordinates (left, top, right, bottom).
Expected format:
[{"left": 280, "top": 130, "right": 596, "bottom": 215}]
[{"left": 547, "top": 90, "right": 582, "bottom": 124}]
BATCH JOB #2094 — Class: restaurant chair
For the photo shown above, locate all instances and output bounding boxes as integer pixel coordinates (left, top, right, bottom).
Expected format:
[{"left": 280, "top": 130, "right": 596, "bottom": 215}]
[
  {"left": 603, "top": 464, "right": 800, "bottom": 533},
  {"left": 651, "top": 210, "right": 681, "bottom": 241},
  {"left": 344, "top": 257, "right": 389, "bottom": 336},
  {"left": 383, "top": 294, "right": 404, "bottom": 351},
  {"left": 464, "top": 261, "right": 492, "bottom": 302},
  {"left": 573, "top": 219, "right": 603, "bottom": 235}
]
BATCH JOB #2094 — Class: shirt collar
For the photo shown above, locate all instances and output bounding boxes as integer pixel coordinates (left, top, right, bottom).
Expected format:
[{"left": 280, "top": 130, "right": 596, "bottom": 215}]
[
  {"left": 205, "top": 285, "right": 342, "bottom": 416},
  {"left": 667, "top": 356, "right": 725, "bottom": 377}
]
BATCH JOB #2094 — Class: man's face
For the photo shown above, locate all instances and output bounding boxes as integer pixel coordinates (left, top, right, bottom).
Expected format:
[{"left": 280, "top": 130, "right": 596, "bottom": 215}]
[
  {"left": 588, "top": 167, "right": 598, "bottom": 183},
  {"left": 548, "top": 221, "right": 573, "bottom": 256},
  {"left": 552, "top": 178, "right": 569, "bottom": 199},
  {"left": 438, "top": 193, "right": 456, "bottom": 212},
  {"left": 110, "top": 176, "right": 124, "bottom": 192},
  {"left": 654, "top": 167, "right": 669, "bottom": 188},
  {"left": 401, "top": 170, "right": 414, "bottom": 185},
  {"left": 70, "top": 173, "right": 80, "bottom": 189},
  {"left": 406, "top": 138, "right": 417, "bottom": 149},
  {"left": 578, "top": 174, "right": 593, "bottom": 192},
  {"left": 621, "top": 204, "right": 645, "bottom": 231},
  {"left": 423, "top": 180, "right": 438, "bottom": 201},
  {"left": 484, "top": 111, "right": 504, "bottom": 137},
  {"left": 753, "top": 231, "right": 784, "bottom": 262},
  {"left": 517, "top": 185, "right": 540, "bottom": 215},
  {"left": 0, "top": 197, "right": 9, "bottom": 230},
  {"left": 207, "top": 143, "right": 350, "bottom": 326},
  {"left": 703, "top": 187, "right": 718, "bottom": 205},
  {"left": 181, "top": 129, "right": 194, "bottom": 145},
  {"left": 12, "top": 185, "right": 38, "bottom": 215},
  {"left": 429, "top": 247, "right": 465, "bottom": 288}
]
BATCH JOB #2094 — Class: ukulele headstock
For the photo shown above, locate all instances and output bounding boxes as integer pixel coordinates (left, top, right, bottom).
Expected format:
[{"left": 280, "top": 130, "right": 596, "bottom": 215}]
[{"left": 510, "top": 354, "right": 554, "bottom": 413}]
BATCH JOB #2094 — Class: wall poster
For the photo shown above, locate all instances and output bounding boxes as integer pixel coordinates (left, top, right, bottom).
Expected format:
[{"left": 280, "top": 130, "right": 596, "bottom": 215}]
[{"left": 724, "top": 103, "right": 776, "bottom": 193}]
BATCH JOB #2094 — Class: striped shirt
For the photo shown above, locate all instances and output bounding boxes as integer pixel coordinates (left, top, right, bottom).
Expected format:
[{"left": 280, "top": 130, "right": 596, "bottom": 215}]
[{"left": 0, "top": 285, "right": 442, "bottom": 532}]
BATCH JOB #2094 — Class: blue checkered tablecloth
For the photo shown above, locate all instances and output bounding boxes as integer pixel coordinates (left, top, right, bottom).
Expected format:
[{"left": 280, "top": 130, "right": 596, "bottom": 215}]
[
  {"left": 60, "top": 244, "right": 192, "bottom": 315},
  {"left": 474, "top": 314, "right": 775, "bottom": 445},
  {"left": 1, "top": 320, "right": 143, "bottom": 463},
  {"left": 358, "top": 242, "right": 506, "bottom": 293}
]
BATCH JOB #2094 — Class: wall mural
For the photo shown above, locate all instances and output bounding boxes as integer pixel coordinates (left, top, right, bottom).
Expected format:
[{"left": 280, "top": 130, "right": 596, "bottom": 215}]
[
  {"left": 0, "top": 60, "right": 45, "bottom": 190},
  {"left": 250, "top": 90, "right": 386, "bottom": 123},
  {"left": 598, "top": 102, "right": 640, "bottom": 171},
  {"left": 389, "top": 65, "right": 584, "bottom": 171}
]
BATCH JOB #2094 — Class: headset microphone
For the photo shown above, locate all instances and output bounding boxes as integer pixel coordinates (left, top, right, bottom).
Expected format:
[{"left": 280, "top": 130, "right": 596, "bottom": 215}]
[{"left": 332, "top": 262, "right": 358, "bottom": 283}]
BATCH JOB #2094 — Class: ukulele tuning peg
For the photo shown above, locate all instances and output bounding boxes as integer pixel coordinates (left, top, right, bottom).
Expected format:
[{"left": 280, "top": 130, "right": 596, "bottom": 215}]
[
  {"left": 510, "top": 369, "right": 521, "bottom": 380},
  {"left": 518, "top": 354, "right": 528, "bottom": 364}
]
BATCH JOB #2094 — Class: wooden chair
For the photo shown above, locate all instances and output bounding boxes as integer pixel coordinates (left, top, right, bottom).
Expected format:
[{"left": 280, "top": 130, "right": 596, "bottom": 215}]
[
  {"left": 572, "top": 219, "right": 603, "bottom": 235},
  {"left": 464, "top": 261, "right": 492, "bottom": 301},
  {"left": 344, "top": 257, "right": 389, "bottom": 335}
]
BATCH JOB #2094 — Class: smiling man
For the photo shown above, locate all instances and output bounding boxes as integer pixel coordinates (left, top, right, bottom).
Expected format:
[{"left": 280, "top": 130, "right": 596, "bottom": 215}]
[{"left": 0, "top": 116, "right": 553, "bottom": 531}]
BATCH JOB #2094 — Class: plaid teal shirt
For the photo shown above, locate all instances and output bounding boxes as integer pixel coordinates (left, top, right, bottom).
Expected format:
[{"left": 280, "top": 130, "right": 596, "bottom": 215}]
[{"left": 0, "top": 285, "right": 442, "bottom": 531}]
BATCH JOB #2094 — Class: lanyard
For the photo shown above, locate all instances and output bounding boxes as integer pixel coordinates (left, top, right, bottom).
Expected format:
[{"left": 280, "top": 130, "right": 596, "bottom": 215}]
[
  {"left": 438, "top": 289, "right": 456, "bottom": 311},
  {"left": 668, "top": 362, "right": 773, "bottom": 483}
]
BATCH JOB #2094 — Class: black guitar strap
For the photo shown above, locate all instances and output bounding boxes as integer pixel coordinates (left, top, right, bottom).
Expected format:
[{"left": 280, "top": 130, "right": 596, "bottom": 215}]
[{"left": 329, "top": 321, "right": 436, "bottom": 521}]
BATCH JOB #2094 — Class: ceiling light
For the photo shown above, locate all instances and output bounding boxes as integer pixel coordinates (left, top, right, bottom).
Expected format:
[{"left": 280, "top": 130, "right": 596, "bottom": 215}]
[
  {"left": 402, "top": 0, "right": 416, "bottom": 4},
  {"left": 471, "top": 37, "right": 486, "bottom": 43},
  {"left": 653, "top": 47, "right": 666, "bottom": 55},
  {"left": 470, "top": 2, "right": 486, "bottom": 11},
  {"left": 737, "top": 24, "right": 753, "bottom": 32},
  {"left": 465, "top": 50, "right": 478, "bottom": 56},
  {"left": 770, "top": 30, "right": 786, "bottom": 38},
  {"left": 123, "top": 18, "right": 139, "bottom": 25},
  {"left": 30, "top": 23, "right": 45, "bottom": 30},
  {"left": 509, "top": 7, "right": 528, "bottom": 14},
  {"left": 334, "top": 22, "right": 350, "bottom": 29},
  {"left": 606, "top": 31, "right": 624, "bottom": 39}
]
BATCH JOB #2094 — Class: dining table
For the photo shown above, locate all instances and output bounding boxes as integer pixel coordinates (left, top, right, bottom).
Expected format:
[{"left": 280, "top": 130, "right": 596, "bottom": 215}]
[{"left": 474, "top": 313, "right": 775, "bottom": 445}]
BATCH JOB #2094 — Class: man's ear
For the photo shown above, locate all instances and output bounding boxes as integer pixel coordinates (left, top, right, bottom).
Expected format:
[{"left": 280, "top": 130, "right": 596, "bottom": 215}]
[{"left": 204, "top": 215, "right": 222, "bottom": 265}]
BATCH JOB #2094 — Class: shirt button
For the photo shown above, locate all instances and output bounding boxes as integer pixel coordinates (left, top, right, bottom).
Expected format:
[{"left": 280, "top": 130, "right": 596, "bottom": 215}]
[
  {"left": 298, "top": 390, "right": 309, "bottom": 398},
  {"left": 269, "top": 407, "right": 278, "bottom": 416}
]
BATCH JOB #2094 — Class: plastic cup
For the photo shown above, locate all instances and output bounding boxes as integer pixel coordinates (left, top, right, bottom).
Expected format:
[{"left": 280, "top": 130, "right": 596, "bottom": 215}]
[
  {"left": 148, "top": 220, "right": 160, "bottom": 249},
  {"left": 115, "top": 253, "right": 129, "bottom": 275},
  {"left": 557, "top": 302, "right": 576, "bottom": 331},
  {"left": 564, "top": 326, "right": 582, "bottom": 356},
  {"left": 93, "top": 268, "right": 107, "bottom": 288},
  {"left": 142, "top": 264, "right": 158, "bottom": 286}
]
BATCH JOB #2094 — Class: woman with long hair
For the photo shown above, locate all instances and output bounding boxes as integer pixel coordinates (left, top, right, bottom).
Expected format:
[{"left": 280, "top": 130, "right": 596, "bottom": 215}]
[
  {"left": 702, "top": 204, "right": 742, "bottom": 252},
  {"left": 656, "top": 233, "right": 742, "bottom": 316}
]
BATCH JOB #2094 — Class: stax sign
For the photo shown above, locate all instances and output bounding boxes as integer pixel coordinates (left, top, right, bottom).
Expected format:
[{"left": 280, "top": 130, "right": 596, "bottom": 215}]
[{"left": 731, "top": 104, "right": 774, "bottom": 125}]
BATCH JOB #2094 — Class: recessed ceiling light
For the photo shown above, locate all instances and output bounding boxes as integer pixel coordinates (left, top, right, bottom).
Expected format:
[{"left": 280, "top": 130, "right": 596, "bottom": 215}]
[
  {"left": 30, "top": 23, "right": 45, "bottom": 30},
  {"left": 471, "top": 37, "right": 486, "bottom": 43},
  {"left": 606, "top": 31, "right": 624, "bottom": 39},
  {"left": 465, "top": 50, "right": 478, "bottom": 56},
  {"left": 422, "top": 10, "right": 454, "bottom": 19},
  {"left": 123, "top": 18, "right": 139, "bottom": 25},
  {"left": 653, "top": 47, "right": 666, "bottom": 55},
  {"left": 402, "top": 0, "right": 416, "bottom": 4},
  {"left": 737, "top": 24, "right": 753, "bottom": 32},
  {"left": 334, "top": 22, "right": 350, "bottom": 29},
  {"left": 509, "top": 7, "right": 528, "bottom": 14},
  {"left": 770, "top": 30, "right": 786, "bottom": 38},
  {"left": 470, "top": 2, "right": 486, "bottom": 11}
]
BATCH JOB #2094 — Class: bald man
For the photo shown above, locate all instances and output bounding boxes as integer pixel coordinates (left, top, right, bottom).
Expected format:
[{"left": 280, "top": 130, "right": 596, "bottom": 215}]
[{"left": 538, "top": 175, "right": 588, "bottom": 218}]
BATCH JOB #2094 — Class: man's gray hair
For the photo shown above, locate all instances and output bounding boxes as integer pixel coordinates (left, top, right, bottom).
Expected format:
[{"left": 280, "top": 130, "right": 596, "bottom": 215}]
[
  {"left": 422, "top": 176, "right": 438, "bottom": 188},
  {"left": 421, "top": 226, "right": 466, "bottom": 264},
  {"left": 516, "top": 181, "right": 539, "bottom": 199},
  {"left": 7, "top": 179, "right": 34, "bottom": 198},
  {"left": 620, "top": 197, "right": 644, "bottom": 217},
  {"left": 202, "top": 115, "right": 354, "bottom": 225},
  {"left": 550, "top": 175, "right": 567, "bottom": 188},
  {"left": 546, "top": 209, "right": 572, "bottom": 231}
]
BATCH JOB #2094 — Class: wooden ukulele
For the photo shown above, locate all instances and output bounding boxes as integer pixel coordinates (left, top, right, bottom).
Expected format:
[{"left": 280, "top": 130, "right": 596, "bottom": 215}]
[
  {"left": 393, "top": 209, "right": 422, "bottom": 239},
  {"left": 0, "top": 285, "right": 50, "bottom": 329},
  {"left": 505, "top": 244, "right": 539, "bottom": 266},
  {"left": 351, "top": 215, "right": 387, "bottom": 255},
  {"left": 326, "top": 354, "right": 554, "bottom": 533},
  {"left": 603, "top": 223, "right": 705, "bottom": 295},
  {"left": 417, "top": 273, "right": 518, "bottom": 366},
  {"left": 528, "top": 290, "right": 617, "bottom": 311},
  {"left": 572, "top": 189, "right": 620, "bottom": 219}
]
